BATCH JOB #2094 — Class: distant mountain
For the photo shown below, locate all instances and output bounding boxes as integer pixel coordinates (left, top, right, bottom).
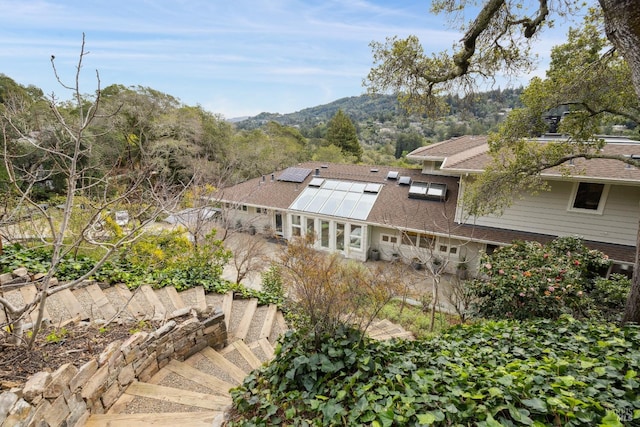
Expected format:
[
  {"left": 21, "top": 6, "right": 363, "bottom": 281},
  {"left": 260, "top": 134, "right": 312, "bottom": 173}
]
[
  {"left": 235, "top": 94, "right": 401, "bottom": 130},
  {"left": 235, "top": 89, "right": 524, "bottom": 133}
]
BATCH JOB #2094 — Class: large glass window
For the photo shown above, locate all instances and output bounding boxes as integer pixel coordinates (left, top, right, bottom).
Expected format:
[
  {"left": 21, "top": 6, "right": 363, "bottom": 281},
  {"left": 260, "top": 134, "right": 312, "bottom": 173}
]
[
  {"left": 350, "top": 225, "right": 362, "bottom": 249},
  {"left": 306, "top": 218, "right": 315, "bottom": 236}
]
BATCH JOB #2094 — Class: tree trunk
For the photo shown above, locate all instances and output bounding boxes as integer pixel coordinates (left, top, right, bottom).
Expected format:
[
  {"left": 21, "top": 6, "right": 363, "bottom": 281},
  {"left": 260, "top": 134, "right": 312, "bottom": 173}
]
[
  {"left": 622, "top": 217, "right": 640, "bottom": 323},
  {"left": 600, "top": 0, "right": 640, "bottom": 323},
  {"left": 600, "top": 0, "right": 640, "bottom": 100}
]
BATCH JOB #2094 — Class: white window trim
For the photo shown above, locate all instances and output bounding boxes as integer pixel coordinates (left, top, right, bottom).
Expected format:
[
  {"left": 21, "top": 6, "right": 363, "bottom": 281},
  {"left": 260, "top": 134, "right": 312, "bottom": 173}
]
[
  {"left": 381, "top": 234, "right": 398, "bottom": 244},
  {"left": 567, "top": 182, "right": 610, "bottom": 215}
]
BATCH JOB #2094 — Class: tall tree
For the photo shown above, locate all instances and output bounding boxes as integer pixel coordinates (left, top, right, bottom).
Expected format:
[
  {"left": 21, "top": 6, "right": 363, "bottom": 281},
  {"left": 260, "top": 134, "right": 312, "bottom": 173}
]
[
  {"left": 0, "top": 36, "right": 182, "bottom": 347},
  {"left": 326, "top": 109, "right": 363, "bottom": 161},
  {"left": 366, "top": 3, "right": 640, "bottom": 323}
]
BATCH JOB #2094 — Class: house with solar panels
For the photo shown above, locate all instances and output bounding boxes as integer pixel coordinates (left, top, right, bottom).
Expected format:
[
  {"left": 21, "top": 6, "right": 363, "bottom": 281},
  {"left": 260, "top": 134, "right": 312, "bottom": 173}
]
[{"left": 214, "top": 134, "right": 638, "bottom": 276}]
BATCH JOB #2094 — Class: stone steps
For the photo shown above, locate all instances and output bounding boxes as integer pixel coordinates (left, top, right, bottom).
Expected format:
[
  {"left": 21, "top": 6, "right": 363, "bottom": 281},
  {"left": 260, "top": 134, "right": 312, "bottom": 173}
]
[{"left": 0, "top": 270, "right": 413, "bottom": 426}]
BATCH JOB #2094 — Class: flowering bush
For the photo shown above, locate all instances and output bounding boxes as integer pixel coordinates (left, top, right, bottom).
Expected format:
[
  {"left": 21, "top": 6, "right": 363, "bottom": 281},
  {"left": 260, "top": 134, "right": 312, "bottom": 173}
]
[{"left": 467, "top": 236, "right": 616, "bottom": 320}]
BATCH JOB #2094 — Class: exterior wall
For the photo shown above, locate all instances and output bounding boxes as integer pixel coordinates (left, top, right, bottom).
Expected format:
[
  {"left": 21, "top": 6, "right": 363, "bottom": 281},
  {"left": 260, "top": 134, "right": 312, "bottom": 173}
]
[
  {"left": 459, "top": 180, "right": 640, "bottom": 247},
  {"left": 369, "top": 226, "right": 483, "bottom": 275},
  {"left": 286, "top": 213, "right": 369, "bottom": 262}
]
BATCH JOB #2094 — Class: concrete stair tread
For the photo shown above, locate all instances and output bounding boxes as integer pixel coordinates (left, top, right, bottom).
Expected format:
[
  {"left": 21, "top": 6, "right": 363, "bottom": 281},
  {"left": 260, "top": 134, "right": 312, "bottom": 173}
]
[
  {"left": 184, "top": 352, "right": 242, "bottom": 387},
  {"left": 139, "top": 285, "right": 167, "bottom": 321},
  {"left": 84, "top": 283, "right": 117, "bottom": 321},
  {"left": 101, "top": 286, "right": 137, "bottom": 322},
  {"left": 121, "top": 381, "right": 231, "bottom": 411},
  {"left": 230, "top": 298, "right": 258, "bottom": 341},
  {"left": 248, "top": 338, "right": 275, "bottom": 362},
  {"left": 41, "top": 289, "right": 74, "bottom": 325},
  {"left": 19, "top": 284, "right": 49, "bottom": 324},
  {"left": 180, "top": 287, "right": 207, "bottom": 312},
  {"left": 198, "top": 346, "right": 247, "bottom": 384},
  {"left": 85, "top": 411, "right": 223, "bottom": 427},
  {"left": 163, "top": 359, "right": 234, "bottom": 396},
  {"left": 128, "top": 285, "right": 155, "bottom": 319},
  {"left": 259, "top": 304, "right": 278, "bottom": 341},
  {"left": 243, "top": 303, "right": 269, "bottom": 343},
  {"left": 156, "top": 286, "right": 186, "bottom": 312},
  {"left": 204, "top": 292, "right": 224, "bottom": 314}
]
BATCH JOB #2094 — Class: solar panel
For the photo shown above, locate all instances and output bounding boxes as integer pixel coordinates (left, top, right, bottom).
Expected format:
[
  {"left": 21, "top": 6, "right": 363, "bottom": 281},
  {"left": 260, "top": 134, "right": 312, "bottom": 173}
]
[
  {"left": 278, "top": 167, "right": 312, "bottom": 183},
  {"left": 387, "top": 171, "right": 399, "bottom": 180},
  {"left": 398, "top": 176, "right": 412, "bottom": 186}
]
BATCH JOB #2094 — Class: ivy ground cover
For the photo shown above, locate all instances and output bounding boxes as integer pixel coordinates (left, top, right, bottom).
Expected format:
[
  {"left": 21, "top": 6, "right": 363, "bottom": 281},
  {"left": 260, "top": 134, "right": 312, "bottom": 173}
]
[{"left": 230, "top": 317, "right": 640, "bottom": 426}]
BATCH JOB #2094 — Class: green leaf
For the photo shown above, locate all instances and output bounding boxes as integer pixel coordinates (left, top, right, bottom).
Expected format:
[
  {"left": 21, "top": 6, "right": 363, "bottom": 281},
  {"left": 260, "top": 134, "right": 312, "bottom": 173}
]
[
  {"left": 599, "top": 410, "right": 624, "bottom": 427},
  {"left": 416, "top": 413, "right": 436, "bottom": 425},
  {"left": 521, "top": 398, "right": 547, "bottom": 413},
  {"left": 498, "top": 375, "right": 513, "bottom": 387},
  {"left": 484, "top": 413, "right": 504, "bottom": 427},
  {"left": 508, "top": 405, "right": 534, "bottom": 425},
  {"left": 377, "top": 409, "right": 395, "bottom": 427}
]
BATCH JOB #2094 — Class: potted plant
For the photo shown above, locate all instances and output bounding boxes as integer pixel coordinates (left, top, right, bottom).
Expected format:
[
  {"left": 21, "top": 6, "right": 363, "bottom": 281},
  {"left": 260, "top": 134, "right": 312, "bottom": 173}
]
[{"left": 456, "top": 257, "right": 468, "bottom": 279}]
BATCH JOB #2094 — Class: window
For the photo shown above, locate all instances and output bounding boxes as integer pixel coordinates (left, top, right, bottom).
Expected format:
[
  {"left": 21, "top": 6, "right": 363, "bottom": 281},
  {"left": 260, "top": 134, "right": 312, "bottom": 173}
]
[
  {"left": 569, "top": 182, "right": 608, "bottom": 213},
  {"left": 449, "top": 247, "right": 458, "bottom": 255},
  {"left": 402, "top": 232, "right": 418, "bottom": 246},
  {"left": 439, "top": 245, "right": 448, "bottom": 253},
  {"left": 336, "top": 223, "right": 345, "bottom": 251},
  {"left": 419, "top": 235, "right": 434, "bottom": 249},
  {"left": 350, "top": 225, "right": 362, "bottom": 249},
  {"left": 291, "top": 215, "right": 302, "bottom": 237},
  {"left": 306, "top": 218, "right": 315, "bottom": 236},
  {"left": 321, "top": 221, "right": 330, "bottom": 248},
  {"left": 256, "top": 207, "right": 267, "bottom": 214},
  {"left": 381, "top": 234, "right": 398, "bottom": 244}
]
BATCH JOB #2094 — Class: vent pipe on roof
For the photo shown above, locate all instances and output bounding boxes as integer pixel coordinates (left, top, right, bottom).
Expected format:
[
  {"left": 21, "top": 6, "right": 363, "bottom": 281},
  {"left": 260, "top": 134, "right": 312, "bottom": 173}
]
[
  {"left": 315, "top": 168, "right": 320, "bottom": 176},
  {"left": 271, "top": 173, "right": 275, "bottom": 182}
]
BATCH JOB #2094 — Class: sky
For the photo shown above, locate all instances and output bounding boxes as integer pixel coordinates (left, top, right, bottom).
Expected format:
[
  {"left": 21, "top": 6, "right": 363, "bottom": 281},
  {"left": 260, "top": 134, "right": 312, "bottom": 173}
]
[{"left": 0, "top": 0, "right": 585, "bottom": 119}]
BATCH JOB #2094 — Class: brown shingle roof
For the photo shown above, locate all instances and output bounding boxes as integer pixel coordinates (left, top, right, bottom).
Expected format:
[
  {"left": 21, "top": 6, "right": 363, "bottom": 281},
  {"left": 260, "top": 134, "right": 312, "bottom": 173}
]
[
  {"left": 407, "top": 135, "right": 488, "bottom": 159},
  {"left": 217, "top": 161, "right": 635, "bottom": 262},
  {"left": 418, "top": 135, "right": 640, "bottom": 183}
]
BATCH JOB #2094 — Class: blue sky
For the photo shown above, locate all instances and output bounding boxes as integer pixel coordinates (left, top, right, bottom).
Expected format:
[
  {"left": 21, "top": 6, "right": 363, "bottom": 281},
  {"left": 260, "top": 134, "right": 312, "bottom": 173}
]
[{"left": 1, "top": 1, "right": 582, "bottom": 119}]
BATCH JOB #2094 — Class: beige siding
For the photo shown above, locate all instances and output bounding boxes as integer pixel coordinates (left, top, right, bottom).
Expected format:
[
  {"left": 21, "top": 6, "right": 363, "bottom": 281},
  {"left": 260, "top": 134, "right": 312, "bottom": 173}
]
[{"left": 464, "top": 181, "right": 640, "bottom": 246}]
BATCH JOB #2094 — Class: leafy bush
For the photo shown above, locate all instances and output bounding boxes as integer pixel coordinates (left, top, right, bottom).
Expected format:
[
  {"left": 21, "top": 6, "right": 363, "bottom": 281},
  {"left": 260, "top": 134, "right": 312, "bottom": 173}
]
[
  {"left": 467, "top": 236, "right": 618, "bottom": 320},
  {"left": 229, "top": 317, "right": 640, "bottom": 426}
]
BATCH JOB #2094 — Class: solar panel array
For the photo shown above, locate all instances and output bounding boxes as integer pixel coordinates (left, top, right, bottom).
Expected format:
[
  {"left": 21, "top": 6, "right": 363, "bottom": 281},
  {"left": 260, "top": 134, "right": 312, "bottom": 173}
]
[{"left": 277, "top": 167, "right": 312, "bottom": 183}]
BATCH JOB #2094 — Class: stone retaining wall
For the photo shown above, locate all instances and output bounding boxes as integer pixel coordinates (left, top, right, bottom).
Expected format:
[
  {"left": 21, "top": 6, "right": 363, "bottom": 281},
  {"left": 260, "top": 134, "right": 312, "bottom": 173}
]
[{"left": 0, "top": 310, "right": 228, "bottom": 426}]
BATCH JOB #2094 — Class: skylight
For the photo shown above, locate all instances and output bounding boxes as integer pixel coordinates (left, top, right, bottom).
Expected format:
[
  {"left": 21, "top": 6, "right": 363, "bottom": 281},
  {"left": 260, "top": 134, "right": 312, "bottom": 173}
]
[
  {"left": 408, "top": 182, "right": 429, "bottom": 199},
  {"left": 398, "top": 176, "right": 412, "bottom": 186},
  {"left": 289, "top": 179, "right": 382, "bottom": 220},
  {"left": 387, "top": 171, "right": 399, "bottom": 180}
]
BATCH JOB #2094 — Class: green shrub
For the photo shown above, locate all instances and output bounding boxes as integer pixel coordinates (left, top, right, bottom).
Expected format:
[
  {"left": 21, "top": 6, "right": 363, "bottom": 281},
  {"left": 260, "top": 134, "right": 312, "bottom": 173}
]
[
  {"left": 229, "top": 317, "right": 640, "bottom": 426},
  {"left": 467, "top": 236, "right": 616, "bottom": 320}
]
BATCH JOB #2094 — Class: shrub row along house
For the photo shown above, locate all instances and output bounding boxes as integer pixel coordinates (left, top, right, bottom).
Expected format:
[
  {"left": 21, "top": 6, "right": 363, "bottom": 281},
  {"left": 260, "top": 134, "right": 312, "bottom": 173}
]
[{"left": 214, "top": 135, "right": 638, "bottom": 278}]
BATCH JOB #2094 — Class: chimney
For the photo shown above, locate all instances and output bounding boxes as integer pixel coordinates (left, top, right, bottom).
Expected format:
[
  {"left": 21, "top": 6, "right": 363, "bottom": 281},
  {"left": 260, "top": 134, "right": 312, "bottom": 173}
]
[{"left": 315, "top": 168, "right": 320, "bottom": 176}]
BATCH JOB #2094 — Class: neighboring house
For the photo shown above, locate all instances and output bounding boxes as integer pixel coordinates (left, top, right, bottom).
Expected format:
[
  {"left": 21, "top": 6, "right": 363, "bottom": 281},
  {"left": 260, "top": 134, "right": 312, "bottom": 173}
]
[{"left": 214, "top": 134, "right": 638, "bottom": 277}]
